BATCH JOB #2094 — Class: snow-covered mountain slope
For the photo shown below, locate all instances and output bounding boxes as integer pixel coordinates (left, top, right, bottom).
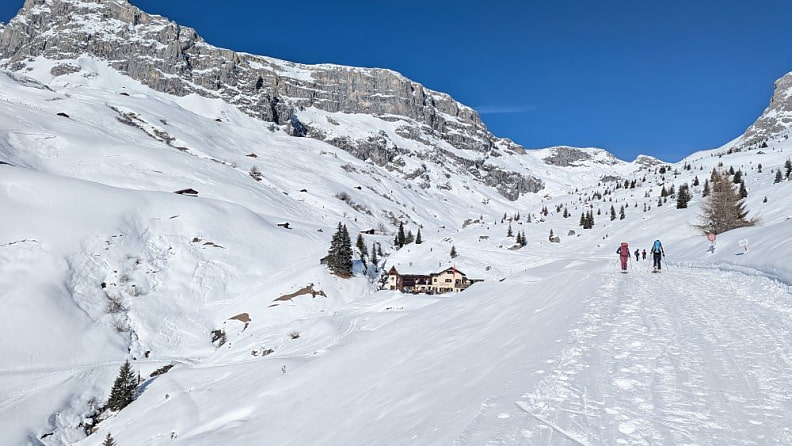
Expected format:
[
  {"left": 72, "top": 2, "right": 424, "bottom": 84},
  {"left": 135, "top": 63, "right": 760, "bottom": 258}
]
[{"left": 1, "top": 2, "right": 792, "bottom": 446}]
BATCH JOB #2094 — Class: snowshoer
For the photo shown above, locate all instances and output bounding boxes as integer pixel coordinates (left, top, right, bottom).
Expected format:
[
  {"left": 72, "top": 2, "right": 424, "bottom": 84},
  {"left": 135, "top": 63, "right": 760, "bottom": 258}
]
[
  {"left": 650, "top": 240, "right": 665, "bottom": 272},
  {"left": 616, "top": 242, "right": 630, "bottom": 272},
  {"left": 634, "top": 249, "right": 640, "bottom": 261},
  {"left": 642, "top": 249, "right": 647, "bottom": 260}
]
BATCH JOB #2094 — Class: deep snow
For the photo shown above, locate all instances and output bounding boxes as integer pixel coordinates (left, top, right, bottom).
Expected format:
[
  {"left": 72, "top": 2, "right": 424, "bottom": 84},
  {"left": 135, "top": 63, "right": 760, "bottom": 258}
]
[{"left": 1, "top": 54, "right": 791, "bottom": 446}]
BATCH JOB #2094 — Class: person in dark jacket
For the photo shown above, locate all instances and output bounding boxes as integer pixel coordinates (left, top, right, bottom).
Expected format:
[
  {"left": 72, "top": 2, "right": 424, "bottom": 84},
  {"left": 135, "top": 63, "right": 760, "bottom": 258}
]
[
  {"left": 642, "top": 249, "right": 647, "bottom": 260},
  {"left": 634, "top": 249, "right": 640, "bottom": 261}
]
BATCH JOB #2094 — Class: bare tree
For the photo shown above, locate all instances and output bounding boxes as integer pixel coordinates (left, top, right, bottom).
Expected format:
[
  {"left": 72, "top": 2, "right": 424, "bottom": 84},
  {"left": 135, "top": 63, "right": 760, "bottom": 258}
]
[{"left": 698, "top": 170, "right": 754, "bottom": 234}]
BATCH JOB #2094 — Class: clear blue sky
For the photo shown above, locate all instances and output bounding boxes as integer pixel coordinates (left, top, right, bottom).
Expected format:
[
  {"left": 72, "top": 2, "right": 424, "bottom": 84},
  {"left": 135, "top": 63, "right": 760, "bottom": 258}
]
[{"left": 3, "top": 1, "right": 792, "bottom": 162}]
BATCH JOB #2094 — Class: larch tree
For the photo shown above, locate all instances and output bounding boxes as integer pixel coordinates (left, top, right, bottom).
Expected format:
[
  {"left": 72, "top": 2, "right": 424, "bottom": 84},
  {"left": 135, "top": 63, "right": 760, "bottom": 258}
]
[{"left": 698, "top": 170, "right": 755, "bottom": 234}]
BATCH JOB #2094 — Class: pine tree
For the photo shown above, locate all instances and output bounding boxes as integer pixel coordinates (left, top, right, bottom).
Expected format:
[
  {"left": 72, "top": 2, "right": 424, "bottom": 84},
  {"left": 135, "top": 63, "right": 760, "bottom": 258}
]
[
  {"left": 102, "top": 433, "right": 116, "bottom": 446},
  {"left": 776, "top": 169, "right": 784, "bottom": 183},
  {"left": 405, "top": 230, "right": 415, "bottom": 245},
  {"left": 785, "top": 159, "right": 791, "bottom": 178},
  {"left": 676, "top": 183, "right": 691, "bottom": 209},
  {"left": 757, "top": 163, "right": 762, "bottom": 173},
  {"left": 520, "top": 231, "right": 527, "bottom": 247},
  {"left": 702, "top": 179, "right": 710, "bottom": 197},
  {"left": 107, "top": 360, "right": 137, "bottom": 412},
  {"left": 515, "top": 231, "right": 523, "bottom": 246},
  {"left": 507, "top": 223, "right": 513, "bottom": 237},
  {"left": 610, "top": 205, "right": 616, "bottom": 221},
  {"left": 415, "top": 229, "right": 422, "bottom": 244},
  {"left": 370, "top": 242, "right": 378, "bottom": 267},
  {"left": 732, "top": 169, "right": 743, "bottom": 184},
  {"left": 699, "top": 170, "right": 754, "bottom": 234},
  {"left": 619, "top": 205, "right": 625, "bottom": 220},
  {"left": 549, "top": 229, "right": 554, "bottom": 240},
  {"left": 579, "top": 212, "right": 585, "bottom": 227},
  {"left": 450, "top": 246, "right": 457, "bottom": 258},
  {"left": 693, "top": 176, "right": 700, "bottom": 186}
]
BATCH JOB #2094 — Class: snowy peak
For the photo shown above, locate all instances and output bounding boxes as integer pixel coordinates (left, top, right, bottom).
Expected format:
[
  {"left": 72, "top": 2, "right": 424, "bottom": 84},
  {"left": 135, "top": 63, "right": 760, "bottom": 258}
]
[
  {"left": 537, "top": 146, "right": 622, "bottom": 167},
  {"left": 0, "top": 0, "right": 550, "bottom": 200},
  {"left": 736, "top": 71, "right": 792, "bottom": 150}
]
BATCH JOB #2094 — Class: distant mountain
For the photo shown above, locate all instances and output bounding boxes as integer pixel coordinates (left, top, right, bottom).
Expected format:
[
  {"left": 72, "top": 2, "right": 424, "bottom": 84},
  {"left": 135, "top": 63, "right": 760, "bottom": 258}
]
[
  {"left": 0, "top": 0, "right": 552, "bottom": 199},
  {"left": 736, "top": 71, "right": 792, "bottom": 150}
]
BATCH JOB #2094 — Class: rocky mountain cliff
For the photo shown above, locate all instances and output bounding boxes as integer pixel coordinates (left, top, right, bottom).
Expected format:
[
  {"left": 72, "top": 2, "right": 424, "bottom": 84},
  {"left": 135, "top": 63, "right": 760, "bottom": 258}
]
[
  {"left": 737, "top": 71, "right": 792, "bottom": 150},
  {"left": 0, "top": 0, "right": 545, "bottom": 199}
]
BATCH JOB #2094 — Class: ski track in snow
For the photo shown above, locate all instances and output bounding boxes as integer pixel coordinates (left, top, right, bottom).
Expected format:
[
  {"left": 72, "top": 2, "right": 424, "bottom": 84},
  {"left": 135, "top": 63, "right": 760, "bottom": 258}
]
[{"left": 455, "top": 266, "right": 792, "bottom": 446}]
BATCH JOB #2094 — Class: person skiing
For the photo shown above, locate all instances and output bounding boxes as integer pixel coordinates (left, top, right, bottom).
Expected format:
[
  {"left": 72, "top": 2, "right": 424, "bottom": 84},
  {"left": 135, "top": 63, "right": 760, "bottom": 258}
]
[
  {"left": 642, "top": 249, "right": 647, "bottom": 260},
  {"left": 650, "top": 240, "right": 665, "bottom": 272},
  {"left": 616, "top": 242, "right": 630, "bottom": 272},
  {"left": 634, "top": 249, "right": 640, "bottom": 261}
]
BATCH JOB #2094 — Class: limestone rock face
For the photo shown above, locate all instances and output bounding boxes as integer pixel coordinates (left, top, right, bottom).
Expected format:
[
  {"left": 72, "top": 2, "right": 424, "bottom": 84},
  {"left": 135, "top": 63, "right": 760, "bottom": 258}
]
[
  {"left": 0, "top": 0, "right": 544, "bottom": 199},
  {"left": 738, "top": 72, "right": 792, "bottom": 149}
]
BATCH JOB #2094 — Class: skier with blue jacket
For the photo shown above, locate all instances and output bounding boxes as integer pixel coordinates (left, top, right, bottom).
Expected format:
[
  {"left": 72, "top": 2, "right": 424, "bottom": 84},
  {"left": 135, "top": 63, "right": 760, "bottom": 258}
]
[{"left": 650, "top": 240, "right": 665, "bottom": 272}]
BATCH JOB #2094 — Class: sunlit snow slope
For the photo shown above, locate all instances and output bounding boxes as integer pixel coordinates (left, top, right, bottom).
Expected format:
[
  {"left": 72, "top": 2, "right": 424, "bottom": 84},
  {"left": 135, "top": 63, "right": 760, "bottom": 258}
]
[{"left": 1, "top": 54, "right": 792, "bottom": 445}]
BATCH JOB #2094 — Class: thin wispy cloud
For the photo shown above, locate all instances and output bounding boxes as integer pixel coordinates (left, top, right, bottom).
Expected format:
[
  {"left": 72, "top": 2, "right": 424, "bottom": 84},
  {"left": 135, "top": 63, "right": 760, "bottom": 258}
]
[{"left": 475, "top": 104, "right": 538, "bottom": 115}]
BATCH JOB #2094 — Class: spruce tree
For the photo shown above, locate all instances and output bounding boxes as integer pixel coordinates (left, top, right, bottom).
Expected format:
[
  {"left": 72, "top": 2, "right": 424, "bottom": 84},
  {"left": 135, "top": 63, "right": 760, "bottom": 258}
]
[
  {"left": 450, "top": 246, "right": 458, "bottom": 258},
  {"left": 676, "top": 183, "right": 691, "bottom": 209},
  {"left": 396, "top": 222, "right": 406, "bottom": 248},
  {"left": 619, "top": 205, "right": 625, "bottom": 220},
  {"left": 785, "top": 159, "right": 791, "bottom": 178},
  {"left": 356, "top": 233, "right": 367, "bottom": 258},
  {"left": 370, "top": 243, "right": 378, "bottom": 267},
  {"left": 739, "top": 180, "right": 748, "bottom": 198},
  {"left": 507, "top": 223, "right": 513, "bottom": 237},
  {"left": 775, "top": 169, "right": 783, "bottom": 183},
  {"left": 327, "top": 223, "right": 353, "bottom": 277},
  {"left": 699, "top": 170, "right": 754, "bottom": 234},
  {"left": 702, "top": 179, "right": 710, "bottom": 197},
  {"left": 405, "top": 230, "right": 415, "bottom": 245},
  {"left": 732, "top": 169, "right": 743, "bottom": 184},
  {"left": 520, "top": 231, "right": 527, "bottom": 247},
  {"left": 107, "top": 360, "right": 137, "bottom": 412},
  {"left": 415, "top": 229, "right": 422, "bottom": 244},
  {"left": 610, "top": 205, "right": 616, "bottom": 221},
  {"left": 102, "top": 433, "right": 116, "bottom": 446}
]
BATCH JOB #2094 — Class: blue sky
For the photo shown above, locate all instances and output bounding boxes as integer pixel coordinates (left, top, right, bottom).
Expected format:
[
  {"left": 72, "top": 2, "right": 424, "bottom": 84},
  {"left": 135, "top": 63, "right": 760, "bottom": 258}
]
[{"left": 2, "top": 1, "right": 792, "bottom": 162}]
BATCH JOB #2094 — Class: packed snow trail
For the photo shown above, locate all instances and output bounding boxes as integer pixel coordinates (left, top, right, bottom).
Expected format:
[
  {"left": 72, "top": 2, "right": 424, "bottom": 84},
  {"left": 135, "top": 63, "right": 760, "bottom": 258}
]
[{"left": 457, "top": 266, "right": 792, "bottom": 445}]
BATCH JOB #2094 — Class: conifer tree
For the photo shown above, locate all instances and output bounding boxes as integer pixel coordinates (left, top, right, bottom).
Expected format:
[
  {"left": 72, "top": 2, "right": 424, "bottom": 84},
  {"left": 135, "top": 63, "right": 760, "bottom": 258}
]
[
  {"left": 415, "top": 229, "right": 422, "bottom": 244},
  {"left": 356, "top": 233, "right": 367, "bottom": 258},
  {"left": 775, "top": 169, "right": 784, "bottom": 183},
  {"left": 507, "top": 223, "right": 513, "bottom": 237},
  {"left": 370, "top": 242, "right": 378, "bottom": 267},
  {"left": 732, "top": 169, "right": 743, "bottom": 184},
  {"left": 107, "top": 360, "right": 137, "bottom": 412},
  {"left": 405, "top": 230, "right": 415, "bottom": 245},
  {"left": 619, "top": 205, "right": 625, "bottom": 220},
  {"left": 102, "top": 433, "right": 116, "bottom": 446},
  {"left": 396, "top": 222, "right": 406, "bottom": 248},
  {"left": 450, "top": 246, "right": 457, "bottom": 258},
  {"left": 520, "top": 231, "right": 527, "bottom": 247},
  {"left": 699, "top": 170, "right": 754, "bottom": 234},
  {"left": 784, "top": 159, "right": 791, "bottom": 178},
  {"left": 739, "top": 180, "right": 748, "bottom": 198},
  {"left": 515, "top": 231, "right": 523, "bottom": 246},
  {"left": 327, "top": 223, "right": 353, "bottom": 276},
  {"left": 579, "top": 212, "right": 585, "bottom": 227},
  {"left": 702, "top": 179, "right": 710, "bottom": 197},
  {"left": 676, "top": 183, "right": 691, "bottom": 209},
  {"left": 610, "top": 205, "right": 616, "bottom": 221}
]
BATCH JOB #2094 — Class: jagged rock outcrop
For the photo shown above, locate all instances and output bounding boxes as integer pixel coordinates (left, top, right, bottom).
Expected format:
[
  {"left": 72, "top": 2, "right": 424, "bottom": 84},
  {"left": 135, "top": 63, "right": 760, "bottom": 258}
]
[
  {"left": 737, "top": 71, "right": 792, "bottom": 149},
  {"left": 0, "top": 0, "right": 544, "bottom": 199}
]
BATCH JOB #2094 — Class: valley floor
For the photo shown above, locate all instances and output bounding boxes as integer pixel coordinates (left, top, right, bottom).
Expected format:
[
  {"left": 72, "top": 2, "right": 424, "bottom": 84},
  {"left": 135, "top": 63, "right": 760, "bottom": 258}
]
[{"left": 455, "top": 263, "right": 792, "bottom": 446}]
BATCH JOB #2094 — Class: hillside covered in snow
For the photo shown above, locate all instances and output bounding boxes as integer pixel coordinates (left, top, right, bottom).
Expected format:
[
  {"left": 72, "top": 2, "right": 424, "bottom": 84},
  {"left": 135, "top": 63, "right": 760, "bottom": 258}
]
[{"left": 1, "top": 1, "right": 792, "bottom": 445}]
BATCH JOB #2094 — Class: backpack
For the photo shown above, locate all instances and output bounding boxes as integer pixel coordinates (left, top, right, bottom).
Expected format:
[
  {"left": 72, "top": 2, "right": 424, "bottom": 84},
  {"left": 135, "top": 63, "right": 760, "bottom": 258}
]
[
  {"left": 618, "top": 242, "right": 629, "bottom": 255},
  {"left": 651, "top": 240, "right": 662, "bottom": 253}
]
